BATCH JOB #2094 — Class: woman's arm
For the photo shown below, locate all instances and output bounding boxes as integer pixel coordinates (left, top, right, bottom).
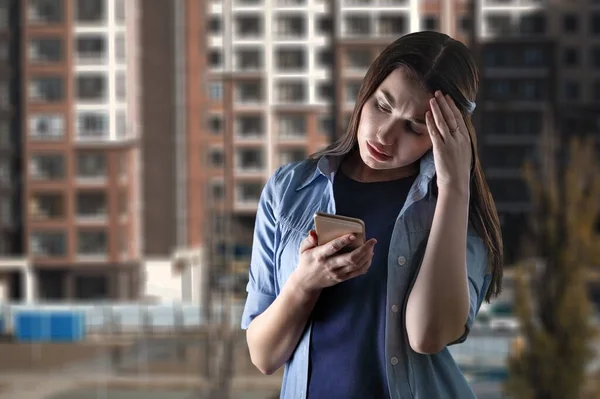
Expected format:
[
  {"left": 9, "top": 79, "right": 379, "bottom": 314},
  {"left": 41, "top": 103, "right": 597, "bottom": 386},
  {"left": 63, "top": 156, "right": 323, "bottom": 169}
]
[
  {"left": 247, "top": 271, "right": 320, "bottom": 375},
  {"left": 405, "top": 187, "right": 471, "bottom": 355}
]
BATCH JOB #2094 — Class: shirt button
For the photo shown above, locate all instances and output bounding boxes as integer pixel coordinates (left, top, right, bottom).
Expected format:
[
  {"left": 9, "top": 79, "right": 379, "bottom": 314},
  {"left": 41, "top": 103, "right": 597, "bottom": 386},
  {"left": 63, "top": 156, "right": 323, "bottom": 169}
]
[
  {"left": 391, "top": 304, "right": 399, "bottom": 313},
  {"left": 397, "top": 256, "right": 406, "bottom": 266},
  {"left": 390, "top": 357, "right": 398, "bottom": 365}
]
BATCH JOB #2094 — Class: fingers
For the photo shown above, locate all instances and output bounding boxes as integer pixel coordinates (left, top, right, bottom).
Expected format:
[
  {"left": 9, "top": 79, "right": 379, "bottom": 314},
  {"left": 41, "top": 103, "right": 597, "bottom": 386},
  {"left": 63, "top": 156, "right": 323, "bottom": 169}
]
[
  {"left": 425, "top": 110, "right": 442, "bottom": 145},
  {"left": 429, "top": 95, "right": 452, "bottom": 141},
  {"left": 444, "top": 94, "right": 469, "bottom": 140},
  {"left": 329, "top": 238, "right": 377, "bottom": 270},
  {"left": 317, "top": 233, "right": 356, "bottom": 259},
  {"left": 341, "top": 256, "right": 373, "bottom": 280},
  {"left": 299, "top": 230, "right": 318, "bottom": 253}
]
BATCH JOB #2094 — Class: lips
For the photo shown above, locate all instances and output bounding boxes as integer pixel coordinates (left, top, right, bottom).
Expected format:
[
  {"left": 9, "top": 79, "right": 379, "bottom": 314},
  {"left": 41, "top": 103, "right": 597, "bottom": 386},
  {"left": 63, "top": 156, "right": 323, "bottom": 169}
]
[{"left": 366, "top": 141, "right": 392, "bottom": 161}]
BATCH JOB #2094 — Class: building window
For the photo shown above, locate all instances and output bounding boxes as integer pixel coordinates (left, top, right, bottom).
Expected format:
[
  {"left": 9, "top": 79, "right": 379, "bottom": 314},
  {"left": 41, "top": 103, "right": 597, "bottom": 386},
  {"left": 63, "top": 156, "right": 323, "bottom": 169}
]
[
  {"left": 116, "top": 111, "right": 127, "bottom": 138},
  {"left": 592, "top": 13, "right": 600, "bottom": 35},
  {"left": 28, "top": 38, "right": 62, "bottom": 63},
  {"left": 523, "top": 48, "right": 544, "bottom": 67},
  {"left": 209, "top": 16, "right": 221, "bottom": 34},
  {"left": 76, "top": 112, "right": 109, "bottom": 139},
  {"left": 236, "top": 115, "right": 263, "bottom": 139},
  {"left": 345, "top": 49, "right": 371, "bottom": 70},
  {"left": 76, "top": 0, "right": 105, "bottom": 24},
  {"left": 345, "top": 15, "right": 371, "bottom": 36},
  {"left": 565, "top": 80, "right": 580, "bottom": 100},
  {"left": 76, "top": 152, "right": 106, "bottom": 179},
  {"left": 208, "top": 114, "right": 223, "bottom": 134},
  {"left": 345, "top": 81, "right": 361, "bottom": 104},
  {"left": 30, "top": 154, "right": 65, "bottom": 180},
  {"left": 30, "top": 193, "right": 64, "bottom": 220},
  {"left": 236, "top": 81, "right": 263, "bottom": 103},
  {"left": 29, "top": 77, "right": 63, "bottom": 102},
  {"left": 236, "top": 148, "right": 264, "bottom": 171},
  {"left": 211, "top": 181, "right": 225, "bottom": 201},
  {"left": 277, "top": 81, "right": 305, "bottom": 103},
  {"left": 379, "top": 16, "right": 406, "bottom": 36},
  {"left": 278, "top": 114, "right": 306, "bottom": 138},
  {"left": 0, "top": 122, "right": 9, "bottom": 149},
  {"left": 77, "top": 74, "right": 106, "bottom": 101},
  {"left": 77, "top": 230, "right": 107, "bottom": 257},
  {"left": 279, "top": 148, "right": 306, "bottom": 166},
  {"left": 519, "top": 13, "right": 546, "bottom": 36},
  {"left": 77, "top": 192, "right": 107, "bottom": 219},
  {"left": 115, "top": 0, "right": 125, "bottom": 23},
  {"left": 563, "top": 47, "right": 579, "bottom": 67},
  {"left": 275, "top": 15, "right": 305, "bottom": 37},
  {"left": 30, "top": 231, "right": 67, "bottom": 257},
  {"left": 423, "top": 16, "right": 438, "bottom": 31},
  {"left": 0, "top": 42, "right": 7, "bottom": 60},
  {"left": 0, "top": 82, "right": 7, "bottom": 108},
  {"left": 116, "top": 72, "right": 126, "bottom": 100},
  {"left": 27, "top": 0, "right": 63, "bottom": 24},
  {"left": 593, "top": 80, "right": 600, "bottom": 101},
  {"left": 0, "top": 159, "right": 10, "bottom": 184},
  {"left": 208, "top": 147, "right": 224, "bottom": 168},
  {"left": 115, "top": 34, "right": 126, "bottom": 62},
  {"left": 29, "top": 114, "right": 64, "bottom": 139},
  {"left": 317, "top": 82, "right": 333, "bottom": 103},
  {"left": 236, "top": 183, "right": 263, "bottom": 205},
  {"left": 591, "top": 46, "right": 600, "bottom": 68},
  {"left": 459, "top": 17, "right": 472, "bottom": 32},
  {"left": 209, "top": 82, "right": 223, "bottom": 101},
  {"left": 236, "top": 15, "right": 262, "bottom": 37},
  {"left": 563, "top": 14, "right": 578, "bottom": 33},
  {"left": 235, "top": 49, "right": 262, "bottom": 70},
  {"left": 76, "top": 35, "right": 106, "bottom": 63},
  {"left": 209, "top": 49, "right": 222, "bottom": 68},
  {"left": 318, "top": 115, "right": 333, "bottom": 135},
  {"left": 276, "top": 48, "right": 306, "bottom": 70},
  {"left": 317, "top": 16, "right": 332, "bottom": 34},
  {"left": 317, "top": 49, "right": 332, "bottom": 67},
  {"left": 0, "top": 198, "right": 12, "bottom": 227}
]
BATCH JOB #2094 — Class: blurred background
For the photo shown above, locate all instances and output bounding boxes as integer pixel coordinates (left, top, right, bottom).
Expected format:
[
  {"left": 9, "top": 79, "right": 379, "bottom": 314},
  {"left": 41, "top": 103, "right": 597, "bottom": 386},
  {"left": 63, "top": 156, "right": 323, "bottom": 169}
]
[{"left": 0, "top": 0, "right": 599, "bottom": 398}]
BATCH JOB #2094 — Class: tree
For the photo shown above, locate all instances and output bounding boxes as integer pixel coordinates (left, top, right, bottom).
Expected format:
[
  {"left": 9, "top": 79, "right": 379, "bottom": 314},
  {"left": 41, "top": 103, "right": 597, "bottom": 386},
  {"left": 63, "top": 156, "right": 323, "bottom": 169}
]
[{"left": 505, "top": 135, "right": 600, "bottom": 399}]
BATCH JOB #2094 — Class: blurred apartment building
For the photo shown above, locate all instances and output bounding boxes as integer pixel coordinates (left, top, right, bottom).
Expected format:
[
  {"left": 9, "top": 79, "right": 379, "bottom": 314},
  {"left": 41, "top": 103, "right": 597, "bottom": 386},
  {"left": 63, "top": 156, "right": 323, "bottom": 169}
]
[
  {"left": 474, "top": 0, "right": 600, "bottom": 262},
  {"left": 0, "top": 0, "right": 144, "bottom": 302}
]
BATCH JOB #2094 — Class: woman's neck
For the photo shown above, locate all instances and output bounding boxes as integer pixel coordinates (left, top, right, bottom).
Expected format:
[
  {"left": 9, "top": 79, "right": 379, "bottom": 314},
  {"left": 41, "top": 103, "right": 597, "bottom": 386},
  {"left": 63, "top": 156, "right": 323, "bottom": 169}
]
[{"left": 339, "top": 150, "right": 419, "bottom": 183}]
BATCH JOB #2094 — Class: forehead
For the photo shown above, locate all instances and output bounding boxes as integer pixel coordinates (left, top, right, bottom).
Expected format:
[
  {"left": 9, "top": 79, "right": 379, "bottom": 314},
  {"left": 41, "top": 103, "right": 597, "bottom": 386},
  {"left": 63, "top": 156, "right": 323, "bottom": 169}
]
[{"left": 376, "top": 67, "right": 432, "bottom": 110}]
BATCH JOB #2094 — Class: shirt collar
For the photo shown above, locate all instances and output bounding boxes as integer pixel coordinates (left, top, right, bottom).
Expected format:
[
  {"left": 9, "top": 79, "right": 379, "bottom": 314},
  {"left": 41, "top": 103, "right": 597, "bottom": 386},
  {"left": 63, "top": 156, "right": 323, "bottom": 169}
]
[{"left": 296, "top": 150, "right": 436, "bottom": 192}]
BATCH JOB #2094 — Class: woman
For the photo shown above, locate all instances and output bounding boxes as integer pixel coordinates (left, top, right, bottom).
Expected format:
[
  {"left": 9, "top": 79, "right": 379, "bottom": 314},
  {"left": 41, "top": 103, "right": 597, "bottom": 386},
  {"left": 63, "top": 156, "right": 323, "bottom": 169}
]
[{"left": 241, "top": 31, "right": 503, "bottom": 399}]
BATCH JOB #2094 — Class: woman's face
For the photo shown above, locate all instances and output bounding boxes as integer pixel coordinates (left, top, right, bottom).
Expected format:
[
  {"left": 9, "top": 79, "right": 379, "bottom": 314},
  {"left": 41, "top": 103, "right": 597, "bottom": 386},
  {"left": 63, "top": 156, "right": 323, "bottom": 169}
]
[{"left": 357, "top": 67, "right": 434, "bottom": 171}]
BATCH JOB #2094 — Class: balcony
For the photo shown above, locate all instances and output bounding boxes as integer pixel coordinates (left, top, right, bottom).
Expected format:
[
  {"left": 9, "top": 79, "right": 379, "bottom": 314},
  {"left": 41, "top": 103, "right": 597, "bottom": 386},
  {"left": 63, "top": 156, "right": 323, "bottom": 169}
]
[
  {"left": 345, "top": 49, "right": 372, "bottom": 71},
  {"left": 29, "top": 193, "right": 65, "bottom": 220},
  {"left": 234, "top": 16, "right": 263, "bottom": 38},
  {"left": 75, "top": 0, "right": 105, "bottom": 24},
  {"left": 235, "top": 82, "right": 263, "bottom": 106},
  {"left": 76, "top": 35, "right": 106, "bottom": 64},
  {"left": 235, "top": 148, "right": 265, "bottom": 175},
  {"left": 77, "top": 192, "right": 107, "bottom": 221},
  {"left": 77, "top": 74, "right": 107, "bottom": 102},
  {"left": 30, "top": 231, "right": 67, "bottom": 257},
  {"left": 344, "top": 15, "right": 371, "bottom": 36},
  {"left": 234, "top": 49, "right": 263, "bottom": 71},
  {"left": 29, "top": 114, "right": 65, "bottom": 140},
  {"left": 279, "top": 149, "right": 306, "bottom": 167},
  {"left": 28, "top": 38, "right": 63, "bottom": 63},
  {"left": 278, "top": 114, "right": 306, "bottom": 140},
  {"left": 378, "top": 15, "right": 407, "bottom": 37},
  {"left": 76, "top": 152, "right": 107, "bottom": 182},
  {"left": 29, "top": 77, "right": 64, "bottom": 103},
  {"left": 276, "top": 48, "right": 306, "bottom": 71},
  {"left": 276, "top": 81, "right": 306, "bottom": 104},
  {"left": 27, "top": 0, "right": 63, "bottom": 25},
  {"left": 235, "top": 182, "right": 263, "bottom": 210},
  {"left": 235, "top": 115, "right": 264, "bottom": 141},
  {"left": 77, "top": 229, "right": 107, "bottom": 260},
  {"left": 274, "top": 15, "right": 306, "bottom": 38},
  {"left": 30, "top": 154, "right": 65, "bottom": 181},
  {"left": 76, "top": 112, "right": 109, "bottom": 141}
]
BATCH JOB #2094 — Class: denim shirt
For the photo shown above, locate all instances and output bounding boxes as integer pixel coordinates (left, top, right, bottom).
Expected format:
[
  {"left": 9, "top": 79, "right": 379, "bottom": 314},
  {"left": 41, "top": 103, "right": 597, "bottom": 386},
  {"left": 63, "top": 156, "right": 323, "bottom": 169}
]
[{"left": 241, "top": 151, "right": 493, "bottom": 399}]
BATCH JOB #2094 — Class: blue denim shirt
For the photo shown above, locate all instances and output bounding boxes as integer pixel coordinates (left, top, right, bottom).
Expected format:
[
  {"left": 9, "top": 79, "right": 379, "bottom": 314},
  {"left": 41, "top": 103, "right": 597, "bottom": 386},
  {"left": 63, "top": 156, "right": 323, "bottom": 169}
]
[{"left": 241, "top": 151, "right": 493, "bottom": 399}]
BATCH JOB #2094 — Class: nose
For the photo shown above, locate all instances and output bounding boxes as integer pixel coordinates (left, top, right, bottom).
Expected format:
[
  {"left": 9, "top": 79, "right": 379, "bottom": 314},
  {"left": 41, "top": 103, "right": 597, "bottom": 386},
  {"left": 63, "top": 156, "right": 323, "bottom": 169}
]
[{"left": 376, "top": 117, "right": 403, "bottom": 146}]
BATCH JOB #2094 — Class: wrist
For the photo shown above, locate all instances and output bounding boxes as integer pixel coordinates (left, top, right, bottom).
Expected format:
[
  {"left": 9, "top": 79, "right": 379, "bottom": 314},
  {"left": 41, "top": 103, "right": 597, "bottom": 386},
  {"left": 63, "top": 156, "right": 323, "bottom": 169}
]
[
  {"left": 437, "top": 180, "right": 470, "bottom": 198},
  {"left": 287, "top": 270, "right": 321, "bottom": 302}
]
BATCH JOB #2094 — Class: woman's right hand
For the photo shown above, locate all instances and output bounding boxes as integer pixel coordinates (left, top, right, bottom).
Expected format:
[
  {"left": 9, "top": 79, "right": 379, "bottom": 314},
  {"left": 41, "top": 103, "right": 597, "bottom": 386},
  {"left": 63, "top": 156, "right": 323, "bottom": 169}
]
[{"left": 290, "top": 230, "right": 377, "bottom": 294}]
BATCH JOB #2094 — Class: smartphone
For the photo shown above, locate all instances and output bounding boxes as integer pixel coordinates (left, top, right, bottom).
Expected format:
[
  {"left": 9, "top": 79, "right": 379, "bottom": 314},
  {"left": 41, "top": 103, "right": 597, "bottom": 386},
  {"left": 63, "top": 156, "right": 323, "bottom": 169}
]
[{"left": 313, "top": 212, "right": 366, "bottom": 253}]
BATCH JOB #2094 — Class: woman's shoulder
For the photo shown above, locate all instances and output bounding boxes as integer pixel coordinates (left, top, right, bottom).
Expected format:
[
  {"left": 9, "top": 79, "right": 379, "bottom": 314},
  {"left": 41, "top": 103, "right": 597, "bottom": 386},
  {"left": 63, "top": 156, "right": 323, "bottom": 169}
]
[{"left": 268, "top": 158, "right": 319, "bottom": 192}]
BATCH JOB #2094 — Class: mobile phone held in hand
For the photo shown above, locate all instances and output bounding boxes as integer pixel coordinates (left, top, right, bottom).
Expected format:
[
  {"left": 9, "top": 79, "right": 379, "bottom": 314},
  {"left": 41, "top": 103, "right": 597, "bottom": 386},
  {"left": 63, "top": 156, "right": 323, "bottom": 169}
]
[{"left": 313, "top": 212, "right": 366, "bottom": 253}]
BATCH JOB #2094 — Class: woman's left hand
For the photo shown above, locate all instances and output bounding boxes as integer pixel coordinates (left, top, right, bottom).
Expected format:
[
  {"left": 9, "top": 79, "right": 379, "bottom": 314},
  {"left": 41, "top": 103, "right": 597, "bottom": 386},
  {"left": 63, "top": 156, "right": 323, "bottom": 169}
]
[{"left": 425, "top": 90, "right": 473, "bottom": 195}]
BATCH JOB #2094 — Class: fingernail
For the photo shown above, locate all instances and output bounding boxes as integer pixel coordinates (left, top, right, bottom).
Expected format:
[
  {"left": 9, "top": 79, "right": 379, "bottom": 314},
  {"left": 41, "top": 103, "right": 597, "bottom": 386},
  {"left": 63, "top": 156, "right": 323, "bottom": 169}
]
[
  {"left": 349, "top": 235, "right": 356, "bottom": 241},
  {"left": 435, "top": 90, "right": 441, "bottom": 97}
]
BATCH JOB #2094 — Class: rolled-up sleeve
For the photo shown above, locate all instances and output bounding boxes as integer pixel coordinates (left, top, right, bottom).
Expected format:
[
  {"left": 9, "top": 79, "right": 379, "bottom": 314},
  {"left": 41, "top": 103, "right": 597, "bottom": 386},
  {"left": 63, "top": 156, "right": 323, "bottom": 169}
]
[
  {"left": 240, "top": 168, "right": 282, "bottom": 330},
  {"left": 449, "top": 232, "right": 492, "bottom": 345}
]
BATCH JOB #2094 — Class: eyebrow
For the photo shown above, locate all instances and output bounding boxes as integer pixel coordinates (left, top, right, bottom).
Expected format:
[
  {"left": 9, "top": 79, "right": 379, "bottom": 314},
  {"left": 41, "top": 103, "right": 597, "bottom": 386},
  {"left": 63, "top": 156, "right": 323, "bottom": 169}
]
[{"left": 379, "top": 89, "right": 427, "bottom": 125}]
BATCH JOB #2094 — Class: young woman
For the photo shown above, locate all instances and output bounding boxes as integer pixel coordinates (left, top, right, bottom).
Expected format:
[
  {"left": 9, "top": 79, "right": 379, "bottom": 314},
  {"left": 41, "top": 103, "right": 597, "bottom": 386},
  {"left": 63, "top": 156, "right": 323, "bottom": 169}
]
[{"left": 241, "top": 31, "right": 503, "bottom": 399}]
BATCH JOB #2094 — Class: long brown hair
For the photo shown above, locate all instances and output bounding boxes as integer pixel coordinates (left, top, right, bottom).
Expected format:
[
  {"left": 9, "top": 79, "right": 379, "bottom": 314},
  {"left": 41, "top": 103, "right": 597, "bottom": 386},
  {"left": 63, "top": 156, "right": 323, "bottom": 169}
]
[{"left": 311, "top": 31, "right": 503, "bottom": 302}]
